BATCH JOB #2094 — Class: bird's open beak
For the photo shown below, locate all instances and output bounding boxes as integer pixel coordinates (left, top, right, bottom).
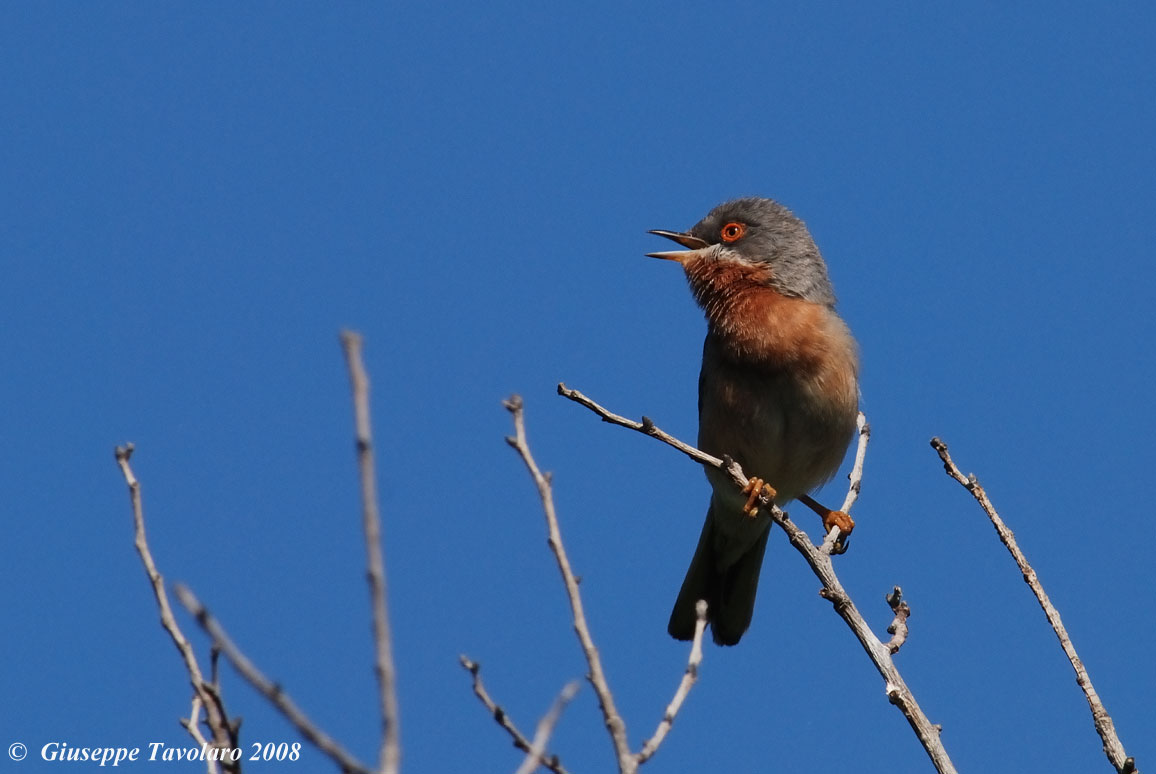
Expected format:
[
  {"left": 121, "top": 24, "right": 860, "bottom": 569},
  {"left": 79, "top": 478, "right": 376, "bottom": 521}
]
[{"left": 647, "top": 230, "right": 710, "bottom": 262}]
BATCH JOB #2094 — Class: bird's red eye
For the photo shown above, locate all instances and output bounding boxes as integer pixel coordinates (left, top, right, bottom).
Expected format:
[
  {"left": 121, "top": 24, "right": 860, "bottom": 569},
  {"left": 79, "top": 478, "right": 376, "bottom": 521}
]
[{"left": 720, "top": 222, "right": 746, "bottom": 242}]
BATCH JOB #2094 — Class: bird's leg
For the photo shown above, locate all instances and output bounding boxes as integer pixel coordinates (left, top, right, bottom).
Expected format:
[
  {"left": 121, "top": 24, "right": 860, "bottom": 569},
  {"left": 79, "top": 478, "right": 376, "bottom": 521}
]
[
  {"left": 741, "top": 477, "right": 777, "bottom": 518},
  {"left": 799, "top": 494, "right": 854, "bottom": 534}
]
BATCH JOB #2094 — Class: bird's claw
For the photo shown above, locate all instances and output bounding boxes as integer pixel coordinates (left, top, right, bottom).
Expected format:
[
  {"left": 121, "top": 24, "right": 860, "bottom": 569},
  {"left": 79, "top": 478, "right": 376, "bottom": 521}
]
[
  {"left": 823, "top": 509, "right": 855, "bottom": 535},
  {"left": 741, "top": 477, "right": 777, "bottom": 518}
]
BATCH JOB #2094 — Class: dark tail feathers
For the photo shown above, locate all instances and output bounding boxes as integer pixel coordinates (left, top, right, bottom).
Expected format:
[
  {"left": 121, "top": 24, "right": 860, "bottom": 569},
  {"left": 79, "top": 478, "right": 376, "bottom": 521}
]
[{"left": 667, "top": 508, "right": 771, "bottom": 646}]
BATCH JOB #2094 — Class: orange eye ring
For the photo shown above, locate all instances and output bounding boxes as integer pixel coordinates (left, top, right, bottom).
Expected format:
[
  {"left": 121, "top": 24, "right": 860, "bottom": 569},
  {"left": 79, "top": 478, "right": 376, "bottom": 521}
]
[{"left": 720, "top": 222, "right": 746, "bottom": 242}]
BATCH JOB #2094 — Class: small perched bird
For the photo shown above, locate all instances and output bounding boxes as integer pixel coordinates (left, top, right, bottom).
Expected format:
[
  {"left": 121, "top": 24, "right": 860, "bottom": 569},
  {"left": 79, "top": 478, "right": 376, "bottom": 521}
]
[{"left": 648, "top": 197, "right": 860, "bottom": 646}]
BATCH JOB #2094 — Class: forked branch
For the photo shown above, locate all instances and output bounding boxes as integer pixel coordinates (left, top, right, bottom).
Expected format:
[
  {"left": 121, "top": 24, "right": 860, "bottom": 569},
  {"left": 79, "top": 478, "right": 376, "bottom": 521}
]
[
  {"left": 458, "top": 655, "right": 570, "bottom": 774},
  {"left": 558, "top": 385, "right": 956, "bottom": 774},
  {"left": 503, "top": 395, "right": 631, "bottom": 767},
  {"left": 176, "top": 586, "right": 373, "bottom": 774},
  {"left": 114, "top": 444, "right": 240, "bottom": 774},
  {"left": 125, "top": 332, "right": 404, "bottom": 774},
  {"left": 476, "top": 396, "right": 709, "bottom": 774}
]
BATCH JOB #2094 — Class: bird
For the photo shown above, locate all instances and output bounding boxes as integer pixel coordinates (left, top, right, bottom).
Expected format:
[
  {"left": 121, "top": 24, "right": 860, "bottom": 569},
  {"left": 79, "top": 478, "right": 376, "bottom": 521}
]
[{"left": 648, "top": 196, "right": 860, "bottom": 646}]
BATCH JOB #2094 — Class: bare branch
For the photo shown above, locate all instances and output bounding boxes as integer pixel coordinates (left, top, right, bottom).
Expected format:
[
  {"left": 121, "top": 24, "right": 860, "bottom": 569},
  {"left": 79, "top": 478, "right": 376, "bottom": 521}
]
[
  {"left": 885, "top": 587, "right": 910, "bottom": 655},
  {"left": 514, "top": 681, "right": 582, "bottom": 774},
  {"left": 809, "top": 411, "right": 869, "bottom": 559},
  {"left": 459, "top": 656, "right": 570, "bottom": 774},
  {"left": 560, "top": 388, "right": 957, "bottom": 774},
  {"left": 840, "top": 412, "right": 871, "bottom": 513},
  {"left": 635, "top": 600, "right": 708, "bottom": 765},
  {"left": 503, "top": 395, "right": 633, "bottom": 770},
  {"left": 778, "top": 515, "right": 954, "bottom": 773},
  {"left": 556, "top": 384, "right": 727, "bottom": 473},
  {"left": 818, "top": 411, "right": 872, "bottom": 555},
  {"left": 180, "top": 696, "right": 220, "bottom": 774},
  {"left": 931, "top": 438, "right": 1138, "bottom": 774},
  {"left": 114, "top": 444, "right": 240, "bottom": 774},
  {"left": 470, "top": 398, "right": 711, "bottom": 772},
  {"left": 556, "top": 386, "right": 871, "bottom": 537},
  {"left": 340, "top": 330, "right": 402, "bottom": 774},
  {"left": 175, "top": 585, "right": 373, "bottom": 774}
]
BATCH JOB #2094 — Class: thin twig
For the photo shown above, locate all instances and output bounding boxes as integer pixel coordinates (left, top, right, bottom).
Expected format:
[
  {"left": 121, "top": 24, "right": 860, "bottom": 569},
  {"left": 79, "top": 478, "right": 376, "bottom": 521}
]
[
  {"left": 559, "top": 386, "right": 957, "bottom": 774},
  {"left": 503, "top": 395, "right": 634, "bottom": 772},
  {"left": 470, "top": 398, "right": 710, "bottom": 772},
  {"left": 514, "top": 681, "right": 582, "bottom": 774},
  {"left": 820, "top": 412, "right": 871, "bottom": 554},
  {"left": 114, "top": 444, "right": 240, "bottom": 774},
  {"left": 459, "top": 656, "right": 570, "bottom": 774},
  {"left": 840, "top": 412, "right": 871, "bottom": 513},
  {"left": 885, "top": 587, "right": 911, "bottom": 655},
  {"left": 180, "top": 696, "right": 220, "bottom": 774},
  {"left": 784, "top": 516, "right": 953, "bottom": 774},
  {"left": 175, "top": 585, "right": 373, "bottom": 774},
  {"left": 340, "top": 330, "right": 402, "bottom": 774},
  {"left": 557, "top": 382, "right": 852, "bottom": 525},
  {"left": 635, "top": 600, "right": 708, "bottom": 765},
  {"left": 931, "top": 438, "right": 1137, "bottom": 774},
  {"left": 556, "top": 384, "right": 720, "bottom": 469}
]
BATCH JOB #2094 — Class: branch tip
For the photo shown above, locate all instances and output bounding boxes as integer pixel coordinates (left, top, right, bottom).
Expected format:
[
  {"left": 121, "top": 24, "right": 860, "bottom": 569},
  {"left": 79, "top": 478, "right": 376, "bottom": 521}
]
[
  {"left": 114, "top": 458, "right": 241, "bottom": 772},
  {"left": 460, "top": 652, "right": 569, "bottom": 774},
  {"left": 931, "top": 438, "right": 1135, "bottom": 772},
  {"left": 885, "top": 586, "right": 912, "bottom": 654},
  {"left": 339, "top": 333, "right": 400, "bottom": 774}
]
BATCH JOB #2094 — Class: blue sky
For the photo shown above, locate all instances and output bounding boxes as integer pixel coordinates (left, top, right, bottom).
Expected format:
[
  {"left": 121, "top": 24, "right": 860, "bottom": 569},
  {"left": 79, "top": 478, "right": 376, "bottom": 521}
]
[{"left": 3, "top": 2, "right": 1154, "bottom": 772}]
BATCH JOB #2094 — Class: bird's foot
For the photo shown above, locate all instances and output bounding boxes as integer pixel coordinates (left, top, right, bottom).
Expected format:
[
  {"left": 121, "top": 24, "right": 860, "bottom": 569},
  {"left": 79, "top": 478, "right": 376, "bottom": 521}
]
[
  {"left": 823, "top": 509, "right": 855, "bottom": 534},
  {"left": 741, "top": 477, "right": 777, "bottom": 518},
  {"left": 800, "top": 495, "right": 855, "bottom": 537}
]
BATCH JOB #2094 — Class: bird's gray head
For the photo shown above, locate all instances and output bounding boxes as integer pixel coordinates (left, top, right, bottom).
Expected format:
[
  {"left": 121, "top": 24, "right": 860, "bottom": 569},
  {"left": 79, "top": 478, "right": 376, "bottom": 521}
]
[{"left": 649, "top": 197, "right": 836, "bottom": 306}]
